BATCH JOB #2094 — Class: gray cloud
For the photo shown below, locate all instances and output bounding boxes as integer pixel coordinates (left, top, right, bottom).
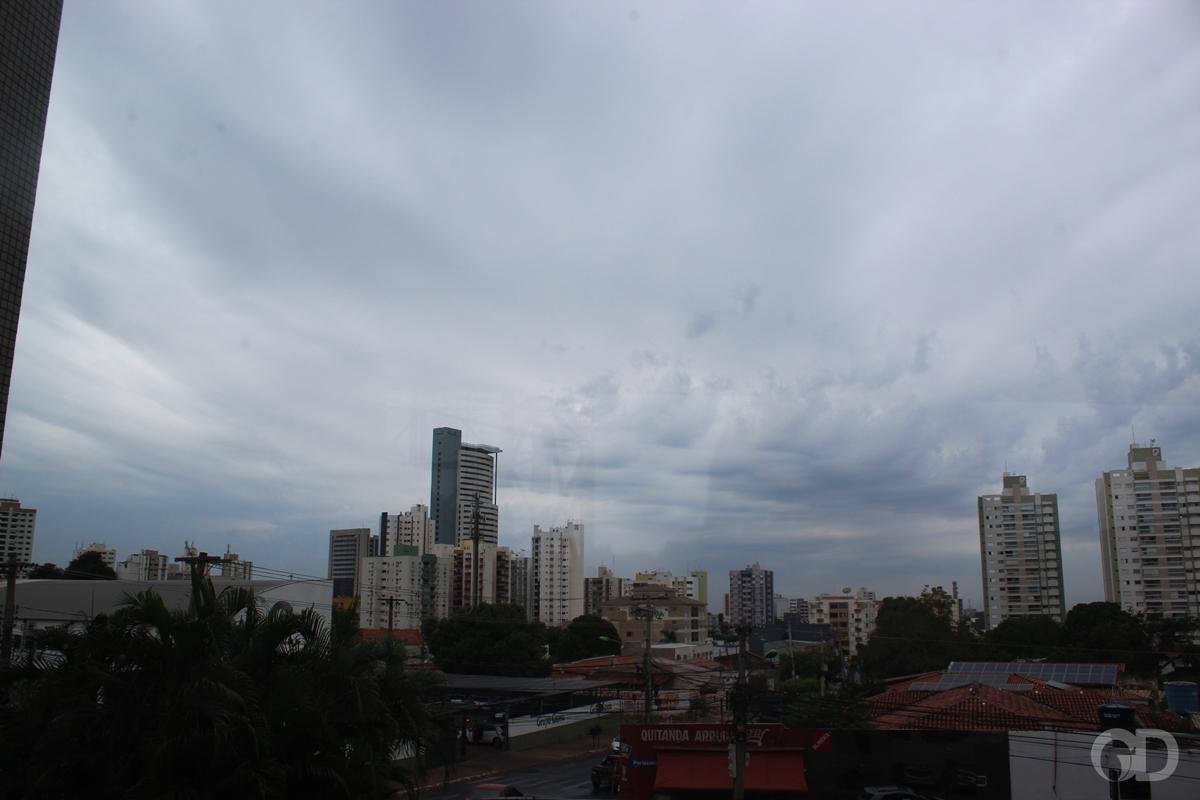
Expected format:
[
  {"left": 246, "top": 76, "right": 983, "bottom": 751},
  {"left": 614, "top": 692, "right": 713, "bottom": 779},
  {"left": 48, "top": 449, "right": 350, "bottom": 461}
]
[{"left": 2, "top": 1, "right": 1198, "bottom": 610}]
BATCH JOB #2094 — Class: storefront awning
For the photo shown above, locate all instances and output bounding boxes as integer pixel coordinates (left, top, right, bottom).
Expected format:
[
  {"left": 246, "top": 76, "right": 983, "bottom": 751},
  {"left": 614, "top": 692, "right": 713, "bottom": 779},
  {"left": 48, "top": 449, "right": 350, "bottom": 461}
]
[{"left": 653, "top": 749, "right": 807, "bottom": 793}]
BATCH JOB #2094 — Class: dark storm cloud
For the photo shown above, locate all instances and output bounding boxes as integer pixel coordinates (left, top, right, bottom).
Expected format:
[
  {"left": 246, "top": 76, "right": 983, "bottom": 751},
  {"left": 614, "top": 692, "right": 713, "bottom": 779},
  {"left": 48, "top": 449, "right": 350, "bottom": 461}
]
[{"left": 2, "top": 1, "right": 1198, "bottom": 607}]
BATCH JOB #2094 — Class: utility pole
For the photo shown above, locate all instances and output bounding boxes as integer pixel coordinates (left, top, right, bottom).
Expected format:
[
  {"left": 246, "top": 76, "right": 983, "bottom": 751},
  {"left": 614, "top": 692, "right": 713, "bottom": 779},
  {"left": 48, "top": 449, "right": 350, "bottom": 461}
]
[
  {"left": 1, "top": 559, "right": 35, "bottom": 667},
  {"left": 470, "top": 493, "right": 482, "bottom": 610},
  {"left": 174, "top": 551, "right": 224, "bottom": 578},
  {"left": 633, "top": 602, "right": 656, "bottom": 722},
  {"left": 732, "top": 624, "right": 750, "bottom": 800},
  {"left": 381, "top": 595, "right": 406, "bottom": 638}
]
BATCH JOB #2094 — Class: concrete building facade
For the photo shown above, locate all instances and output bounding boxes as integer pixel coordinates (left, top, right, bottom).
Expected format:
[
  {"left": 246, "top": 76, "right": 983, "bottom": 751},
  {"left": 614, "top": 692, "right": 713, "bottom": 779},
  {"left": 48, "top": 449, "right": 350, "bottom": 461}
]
[
  {"left": 728, "top": 563, "right": 774, "bottom": 629},
  {"left": 379, "top": 504, "right": 437, "bottom": 557},
  {"left": 1097, "top": 443, "right": 1200, "bottom": 619},
  {"left": 509, "top": 552, "right": 532, "bottom": 618},
  {"left": 359, "top": 549, "right": 422, "bottom": 630},
  {"left": 0, "top": 2, "right": 62, "bottom": 459},
  {"left": 429, "top": 427, "right": 500, "bottom": 547},
  {"left": 0, "top": 499, "right": 36, "bottom": 575},
  {"left": 328, "top": 528, "right": 372, "bottom": 598},
  {"left": 978, "top": 473, "right": 1066, "bottom": 628},
  {"left": 585, "top": 565, "right": 628, "bottom": 616},
  {"left": 810, "top": 588, "right": 879, "bottom": 658},
  {"left": 530, "top": 522, "right": 584, "bottom": 627}
]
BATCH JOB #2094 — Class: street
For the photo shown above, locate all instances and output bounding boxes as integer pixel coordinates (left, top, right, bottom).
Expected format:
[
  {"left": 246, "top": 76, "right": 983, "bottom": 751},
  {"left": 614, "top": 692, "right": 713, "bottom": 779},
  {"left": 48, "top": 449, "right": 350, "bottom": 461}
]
[{"left": 417, "top": 753, "right": 616, "bottom": 800}]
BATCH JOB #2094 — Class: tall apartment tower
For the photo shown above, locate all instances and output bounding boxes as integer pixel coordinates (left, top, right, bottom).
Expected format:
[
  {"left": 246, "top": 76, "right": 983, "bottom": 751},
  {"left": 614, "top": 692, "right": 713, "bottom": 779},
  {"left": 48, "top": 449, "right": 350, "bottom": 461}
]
[
  {"left": 1097, "top": 443, "right": 1200, "bottom": 619},
  {"left": 327, "top": 528, "right": 372, "bottom": 599},
  {"left": 978, "top": 473, "right": 1066, "bottom": 628},
  {"left": 379, "top": 504, "right": 436, "bottom": 556},
  {"left": 585, "top": 565, "right": 628, "bottom": 616},
  {"left": 0, "top": 499, "right": 36, "bottom": 574},
  {"left": 510, "top": 553, "right": 532, "bottom": 619},
  {"left": 531, "top": 522, "right": 585, "bottom": 627},
  {"left": 430, "top": 427, "right": 501, "bottom": 546},
  {"left": 728, "top": 563, "right": 774, "bottom": 629},
  {"left": 0, "top": 2, "right": 63, "bottom": 459}
]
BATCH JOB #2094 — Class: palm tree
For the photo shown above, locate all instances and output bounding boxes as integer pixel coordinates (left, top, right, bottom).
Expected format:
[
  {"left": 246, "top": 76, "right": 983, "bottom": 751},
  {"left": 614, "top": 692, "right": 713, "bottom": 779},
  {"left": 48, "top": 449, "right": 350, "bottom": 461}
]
[{"left": 0, "top": 573, "right": 438, "bottom": 799}]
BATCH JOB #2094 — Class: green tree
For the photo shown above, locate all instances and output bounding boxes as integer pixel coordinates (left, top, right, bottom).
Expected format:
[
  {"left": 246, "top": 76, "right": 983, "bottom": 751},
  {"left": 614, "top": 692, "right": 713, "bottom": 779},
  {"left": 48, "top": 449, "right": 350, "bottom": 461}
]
[
  {"left": 0, "top": 572, "right": 437, "bottom": 799},
  {"left": 1060, "top": 602, "right": 1152, "bottom": 671},
  {"left": 985, "top": 615, "right": 1062, "bottom": 661},
  {"left": 549, "top": 615, "right": 621, "bottom": 663},
  {"left": 64, "top": 550, "right": 116, "bottom": 579},
  {"left": 25, "top": 563, "right": 65, "bottom": 579},
  {"left": 425, "top": 603, "right": 551, "bottom": 676},
  {"left": 860, "top": 596, "right": 958, "bottom": 679}
]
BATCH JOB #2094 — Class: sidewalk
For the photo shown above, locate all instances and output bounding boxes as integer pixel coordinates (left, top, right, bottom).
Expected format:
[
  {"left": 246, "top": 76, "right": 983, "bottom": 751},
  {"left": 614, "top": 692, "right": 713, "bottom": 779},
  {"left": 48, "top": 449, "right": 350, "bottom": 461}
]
[{"left": 412, "top": 737, "right": 611, "bottom": 793}]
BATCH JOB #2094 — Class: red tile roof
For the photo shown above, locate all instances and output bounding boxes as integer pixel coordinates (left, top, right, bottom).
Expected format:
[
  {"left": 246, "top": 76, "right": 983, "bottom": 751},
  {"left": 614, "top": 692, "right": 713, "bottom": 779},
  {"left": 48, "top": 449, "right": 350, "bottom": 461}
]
[{"left": 867, "top": 671, "right": 1174, "bottom": 733}]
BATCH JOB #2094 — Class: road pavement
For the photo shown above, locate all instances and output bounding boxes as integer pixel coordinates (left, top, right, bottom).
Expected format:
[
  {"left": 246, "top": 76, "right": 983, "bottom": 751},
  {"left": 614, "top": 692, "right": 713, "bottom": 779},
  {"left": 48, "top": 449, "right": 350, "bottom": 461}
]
[{"left": 416, "top": 753, "right": 615, "bottom": 800}]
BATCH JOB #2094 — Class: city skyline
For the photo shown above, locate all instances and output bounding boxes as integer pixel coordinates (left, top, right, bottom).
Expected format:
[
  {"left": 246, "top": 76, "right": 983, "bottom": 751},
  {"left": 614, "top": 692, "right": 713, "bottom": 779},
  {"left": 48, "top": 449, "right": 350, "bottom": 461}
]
[{"left": 1, "top": 3, "right": 1199, "bottom": 608}]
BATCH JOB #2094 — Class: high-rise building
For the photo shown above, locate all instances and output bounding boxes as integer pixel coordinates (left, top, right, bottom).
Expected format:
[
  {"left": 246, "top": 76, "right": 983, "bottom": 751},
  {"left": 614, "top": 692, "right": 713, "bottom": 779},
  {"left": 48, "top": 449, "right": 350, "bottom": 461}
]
[
  {"left": 419, "top": 543, "right": 456, "bottom": 621},
  {"left": 728, "top": 563, "right": 774, "bottom": 629},
  {"left": 811, "top": 588, "right": 879, "bottom": 658},
  {"left": 116, "top": 548, "right": 170, "bottom": 582},
  {"left": 773, "top": 594, "right": 808, "bottom": 621},
  {"left": 358, "top": 548, "right": 422, "bottom": 630},
  {"left": 978, "top": 473, "right": 1065, "bottom": 628},
  {"left": 327, "top": 528, "right": 372, "bottom": 599},
  {"left": 0, "top": 2, "right": 63, "bottom": 460},
  {"left": 380, "top": 504, "right": 436, "bottom": 556},
  {"left": 452, "top": 542, "right": 508, "bottom": 609},
  {"left": 531, "top": 522, "right": 584, "bottom": 627},
  {"left": 674, "top": 570, "right": 709, "bottom": 606},
  {"left": 510, "top": 552, "right": 532, "bottom": 619},
  {"left": 1097, "top": 443, "right": 1200, "bottom": 619},
  {"left": 0, "top": 499, "right": 36, "bottom": 574},
  {"left": 585, "top": 565, "right": 628, "bottom": 616},
  {"left": 216, "top": 545, "right": 253, "bottom": 580},
  {"left": 429, "top": 427, "right": 501, "bottom": 547}
]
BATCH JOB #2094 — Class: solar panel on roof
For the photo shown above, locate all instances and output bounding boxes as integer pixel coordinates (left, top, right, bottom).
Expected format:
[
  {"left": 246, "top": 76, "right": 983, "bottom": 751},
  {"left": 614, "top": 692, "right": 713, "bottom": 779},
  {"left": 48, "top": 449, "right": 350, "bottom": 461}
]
[{"left": 946, "top": 662, "right": 1119, "bottom": 685}]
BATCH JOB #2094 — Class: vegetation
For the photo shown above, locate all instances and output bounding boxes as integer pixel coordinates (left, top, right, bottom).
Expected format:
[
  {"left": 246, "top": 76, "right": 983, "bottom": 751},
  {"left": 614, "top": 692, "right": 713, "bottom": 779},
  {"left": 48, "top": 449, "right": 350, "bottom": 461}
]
[
  {"left": 65, "top": 550, "right": 118, "bottom": 579},
  {"left": 0, "top": 572, "right": 437, "bottom": 799},
  {"left": 860, "top": 594, "right": 976, "bottom": 679},
  {"left": 546, "top": 614, "right": 622, "bottom": 663},
  {"left": 424, "top": 603, "right": 551, "bottom": 676}
]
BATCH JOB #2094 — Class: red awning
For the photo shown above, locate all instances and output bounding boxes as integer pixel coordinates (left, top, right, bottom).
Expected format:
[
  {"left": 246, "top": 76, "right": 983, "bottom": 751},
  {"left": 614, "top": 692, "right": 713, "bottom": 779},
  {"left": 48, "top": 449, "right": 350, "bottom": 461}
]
[{"left": 653, "top": 749, "right": 807, "bottom": 793}]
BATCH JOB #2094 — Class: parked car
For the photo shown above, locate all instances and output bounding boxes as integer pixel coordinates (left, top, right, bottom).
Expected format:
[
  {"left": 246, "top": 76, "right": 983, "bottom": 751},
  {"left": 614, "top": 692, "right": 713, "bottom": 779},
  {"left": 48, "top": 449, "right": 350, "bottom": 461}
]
[
  {"left": 472, "top": 723, "right": 506, "bottom": 747},
  {"left": 467, "top": 784, "right": 524, "bottom": 799},
  {"left": 592, "top": 753, "right": 619, "bottom": 792}
]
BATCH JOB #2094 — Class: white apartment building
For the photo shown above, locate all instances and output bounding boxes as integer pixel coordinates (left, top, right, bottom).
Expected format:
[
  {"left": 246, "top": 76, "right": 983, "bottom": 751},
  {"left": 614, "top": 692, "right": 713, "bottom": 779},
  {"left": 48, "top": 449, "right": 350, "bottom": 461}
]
[
  {"left": 674, "top": 570, "right": 709, "bottom": 605},
  {"left": 379, "top": 504, "right": 437, "bottom": 556},
  {"left": 359, "top": 552, "right": 422, "bottom": 630},
  {"left": 420, "top": 542, "right": 456, "bottom": 621},
  {"left": 531, "top": 521, "right": 584, "bottom": 627},
  {"left": 0, "top": 499, "right": 36, "bottom": 575},
  {"left": 729, "top": 563, "right": 774, "bottom": 629},
  {"left": 978, "top": 473, "right": 1066, "bottom": 628},
  {"left": 810, "top": 588, "right": 879, "bottom": 658},
  {"left": 1097, "top": 443, "right": 1200, "bottom": 619},
  {"left": 117, "top": 548, "right": 171, "bottom": 581}
]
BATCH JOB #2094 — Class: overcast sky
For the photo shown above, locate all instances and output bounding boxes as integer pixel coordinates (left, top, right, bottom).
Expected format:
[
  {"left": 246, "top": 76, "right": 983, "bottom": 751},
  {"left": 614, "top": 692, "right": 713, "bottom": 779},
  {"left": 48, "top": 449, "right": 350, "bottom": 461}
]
[{"left": 4, "top": 1, "right": 1200, "bottom": 609}]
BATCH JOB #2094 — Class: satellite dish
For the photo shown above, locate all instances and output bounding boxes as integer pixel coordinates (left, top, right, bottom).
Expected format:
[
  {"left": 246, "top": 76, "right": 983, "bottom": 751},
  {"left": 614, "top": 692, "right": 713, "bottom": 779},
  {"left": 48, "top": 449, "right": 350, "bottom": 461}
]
[{"left": 841, "top": 587, "right": 851, "bottom": 594}]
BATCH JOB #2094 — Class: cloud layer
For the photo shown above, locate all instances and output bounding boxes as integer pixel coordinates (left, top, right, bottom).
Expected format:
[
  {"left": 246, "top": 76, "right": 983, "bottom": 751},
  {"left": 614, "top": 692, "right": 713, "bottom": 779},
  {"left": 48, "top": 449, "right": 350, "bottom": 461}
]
[{"left": 5, "top": 1, "right": 1200, "bottom": 609}]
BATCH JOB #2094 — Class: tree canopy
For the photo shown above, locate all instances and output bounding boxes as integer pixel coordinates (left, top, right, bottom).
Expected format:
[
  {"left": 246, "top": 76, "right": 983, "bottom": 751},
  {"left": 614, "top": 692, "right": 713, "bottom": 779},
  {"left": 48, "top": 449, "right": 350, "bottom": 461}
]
[
  {"left": 64, "top": 550, "right": 117, "bottom": 579},
  {"left": 0, "top": 573, "right": 438, "bottom": 799},
  {"left": 547, "top": 615, "right": 621, "bottom": 663},
  {"left": 860, "top": 595, "right": 976, "bottom": 679},
  {"left": 424, "top": 603, "right": 551, "bottom": 676}
]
